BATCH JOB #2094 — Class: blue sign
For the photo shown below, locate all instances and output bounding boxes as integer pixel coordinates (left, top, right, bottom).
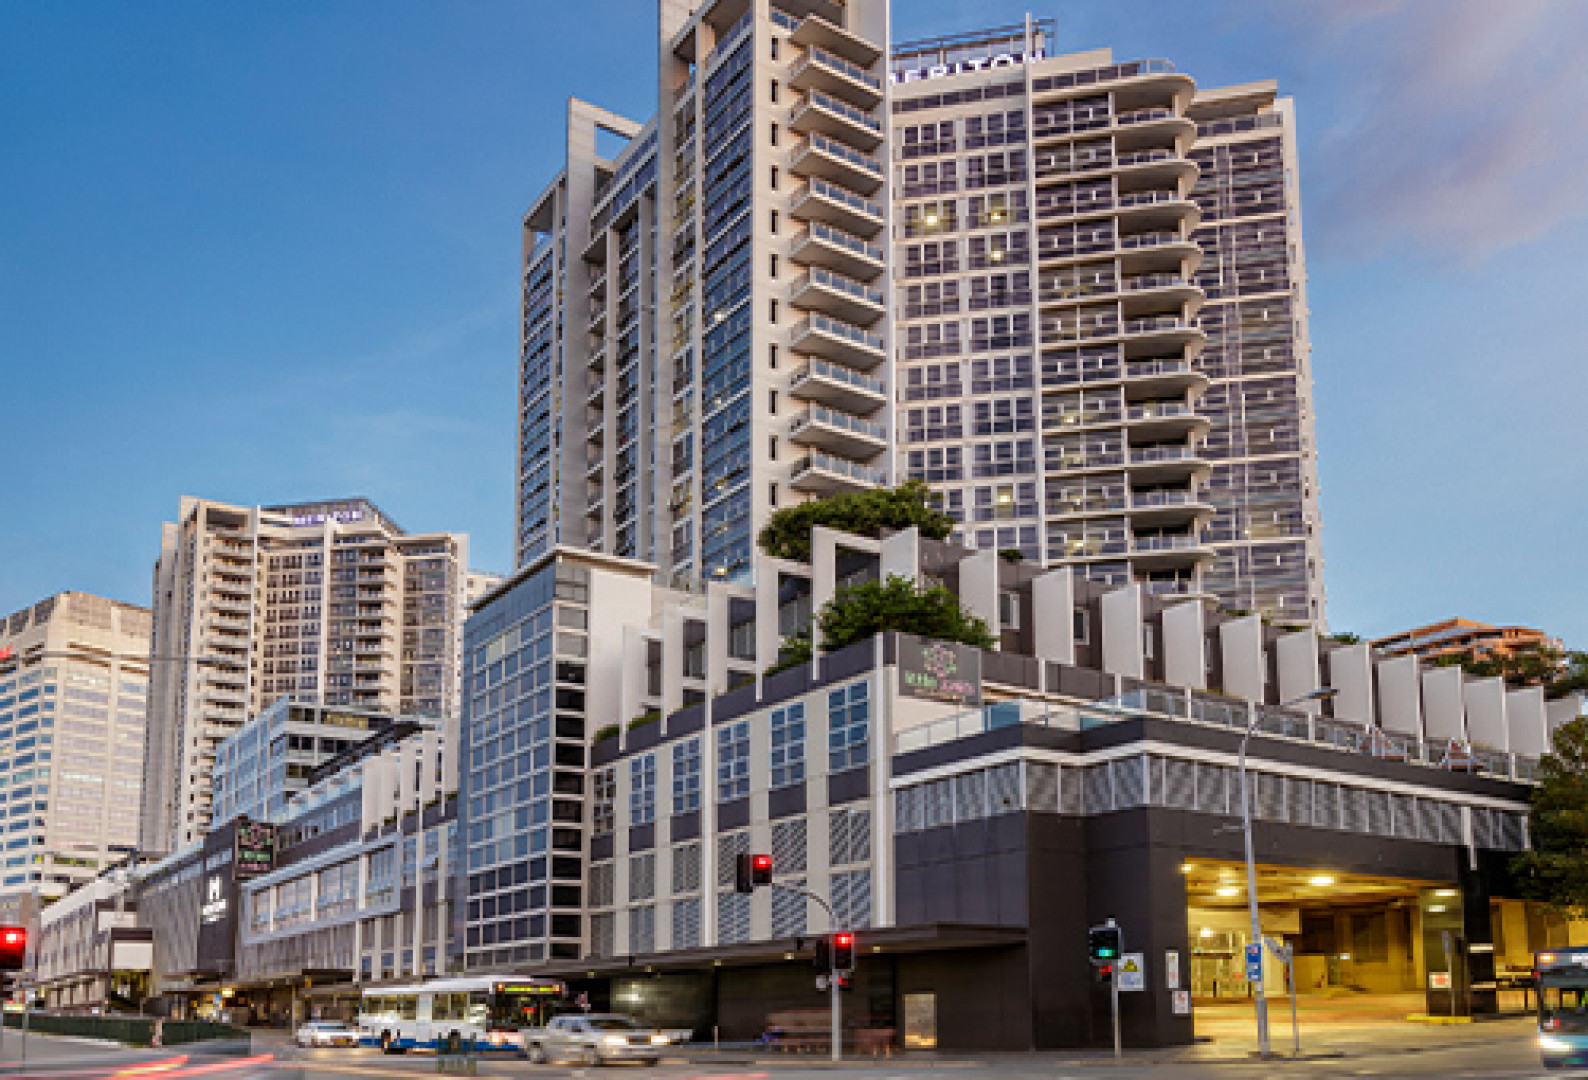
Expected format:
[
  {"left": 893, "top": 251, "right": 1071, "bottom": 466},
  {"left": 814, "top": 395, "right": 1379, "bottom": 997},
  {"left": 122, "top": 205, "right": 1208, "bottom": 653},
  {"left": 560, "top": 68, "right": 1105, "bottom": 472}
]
[{"left": 1244, "top": 943, "right": 1263, "bottom": 983}]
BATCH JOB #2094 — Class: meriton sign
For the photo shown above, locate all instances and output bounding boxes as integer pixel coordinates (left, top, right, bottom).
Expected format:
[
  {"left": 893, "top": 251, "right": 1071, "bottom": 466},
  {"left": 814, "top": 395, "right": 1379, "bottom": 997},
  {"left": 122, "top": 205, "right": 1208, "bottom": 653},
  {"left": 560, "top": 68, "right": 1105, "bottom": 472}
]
[{"left": 889, "top": 48, "right": 1046, "bottom": 86}]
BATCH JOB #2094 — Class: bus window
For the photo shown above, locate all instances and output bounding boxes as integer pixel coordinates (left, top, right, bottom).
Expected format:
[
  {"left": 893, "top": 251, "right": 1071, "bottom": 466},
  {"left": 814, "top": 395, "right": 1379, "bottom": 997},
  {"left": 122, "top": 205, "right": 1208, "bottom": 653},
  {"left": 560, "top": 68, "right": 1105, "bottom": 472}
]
[
  {"left": 397, "top": 995, "right": 418, "bottom": 1021},
  {"left": 465, "top": 991, "right": 489, "bottom": 1027}
]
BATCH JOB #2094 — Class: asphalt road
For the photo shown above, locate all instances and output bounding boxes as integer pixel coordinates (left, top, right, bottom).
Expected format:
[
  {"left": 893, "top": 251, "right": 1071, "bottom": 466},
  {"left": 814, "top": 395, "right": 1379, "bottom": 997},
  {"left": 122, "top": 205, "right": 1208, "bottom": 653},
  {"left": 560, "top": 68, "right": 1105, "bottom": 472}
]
[{"left": 0, "top": 1023, "right": 1572, "bottom": 1080}]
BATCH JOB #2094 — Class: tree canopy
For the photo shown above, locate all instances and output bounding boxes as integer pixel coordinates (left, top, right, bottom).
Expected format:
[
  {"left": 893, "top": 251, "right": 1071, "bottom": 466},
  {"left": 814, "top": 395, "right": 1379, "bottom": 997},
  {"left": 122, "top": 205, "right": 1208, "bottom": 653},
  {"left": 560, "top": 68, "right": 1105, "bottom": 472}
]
[
  {"left": 818, "top": 574, "right": 995, "bottom": 654},
  {"left": 757, "top": 480, "right": 955, "bottom": 563},
  {"left": 1434, "top": 644, "right": 1588, "bottom": 698},
  {"left": 1513, "top": 717, "right": 1588, "bottom": 910}
]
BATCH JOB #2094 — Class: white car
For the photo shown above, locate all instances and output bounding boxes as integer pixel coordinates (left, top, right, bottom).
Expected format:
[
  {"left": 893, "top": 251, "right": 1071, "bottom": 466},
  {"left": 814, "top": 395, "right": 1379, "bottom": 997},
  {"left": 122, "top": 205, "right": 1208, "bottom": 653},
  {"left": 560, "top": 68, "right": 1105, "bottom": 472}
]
[
  {"left": 295, "top": 1020, "right": 360, "bottom": 1047},
  {"left": 522, "top": 1014, "right": 669, "bottom": 1066}
]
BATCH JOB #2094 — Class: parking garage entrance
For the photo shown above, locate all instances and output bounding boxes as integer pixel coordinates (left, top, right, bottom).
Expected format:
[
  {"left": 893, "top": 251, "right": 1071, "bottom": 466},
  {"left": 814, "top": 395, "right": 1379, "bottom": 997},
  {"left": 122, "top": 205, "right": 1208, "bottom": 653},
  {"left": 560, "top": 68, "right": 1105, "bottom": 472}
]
[{"left": 1182, "top": 860, "right": 1543, "bottom": 1037}]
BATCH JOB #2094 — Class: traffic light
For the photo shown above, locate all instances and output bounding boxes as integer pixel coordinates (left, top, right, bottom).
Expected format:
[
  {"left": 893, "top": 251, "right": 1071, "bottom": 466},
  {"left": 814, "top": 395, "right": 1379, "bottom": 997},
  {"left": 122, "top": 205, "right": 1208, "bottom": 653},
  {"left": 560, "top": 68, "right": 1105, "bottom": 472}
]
[
  {"left": 1088, "top": 922, "right": 1120, "bottom": 966},
  {"left": 834, "top": 972, "right": 853, "bottom": 992},
  {"left": 735, "top": 853, "right": 773, "bottom": 893},
  {"left": 0, "top": 925, "right": 25, "bottom": 970},
  {"left": 813, "top": 937, "right": 831, "bottom": 971},
  {"left": 832, "top": 931, "right": 855, "bottom": 973}
]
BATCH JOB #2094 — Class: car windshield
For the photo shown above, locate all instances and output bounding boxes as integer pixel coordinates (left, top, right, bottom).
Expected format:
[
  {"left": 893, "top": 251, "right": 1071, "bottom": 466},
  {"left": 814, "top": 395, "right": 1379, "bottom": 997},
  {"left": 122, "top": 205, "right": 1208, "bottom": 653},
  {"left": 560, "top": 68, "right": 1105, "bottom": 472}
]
[{"left": 587, "top": 1017, "right": 642, "bottom": 1031}]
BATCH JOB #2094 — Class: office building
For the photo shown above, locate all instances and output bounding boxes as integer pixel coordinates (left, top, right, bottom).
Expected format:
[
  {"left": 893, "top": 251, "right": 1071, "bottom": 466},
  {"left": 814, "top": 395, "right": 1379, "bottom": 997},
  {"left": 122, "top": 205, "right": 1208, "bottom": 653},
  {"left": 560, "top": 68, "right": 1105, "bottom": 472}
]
[
  {"left": 124, "top": 723, "right": 457, "bottom": 1022},
  {"left": 516, "top": 0, "right": 891, "bottom": 582},
  {"left": 889, "top": 29, "right": 1324, "bottom": 621},
  {"left": 140, "top": 495, "right": 492, "bottom": 857},
  {"left": 210, "top": 697, "right": 433, "bottom": 829},
  {"left": 0, "top": 592, "right": 149, "bottom": 906}
]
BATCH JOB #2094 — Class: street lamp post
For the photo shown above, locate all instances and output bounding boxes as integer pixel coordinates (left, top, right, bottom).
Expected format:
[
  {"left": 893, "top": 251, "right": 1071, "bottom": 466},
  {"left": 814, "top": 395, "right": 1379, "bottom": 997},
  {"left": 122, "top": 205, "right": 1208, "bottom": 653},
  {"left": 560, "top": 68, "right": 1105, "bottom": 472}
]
[{"left": 1238, "top": 685, "right": 1335, "bottom": 1058}]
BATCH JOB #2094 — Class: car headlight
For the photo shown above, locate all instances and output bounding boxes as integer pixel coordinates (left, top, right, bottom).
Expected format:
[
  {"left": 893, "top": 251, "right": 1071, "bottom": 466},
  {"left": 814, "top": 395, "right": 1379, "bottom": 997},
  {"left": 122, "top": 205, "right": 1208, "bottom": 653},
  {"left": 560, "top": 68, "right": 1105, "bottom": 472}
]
[
  {"left": 603, "top": 1034, "right": 627, "bottom": 1046},
  {"left": 650, "top": 1034, "right": 669, "bottom": 1045},
  {"left": 1541, "top": 1034, "right": 1573, "bottom": 1053}
]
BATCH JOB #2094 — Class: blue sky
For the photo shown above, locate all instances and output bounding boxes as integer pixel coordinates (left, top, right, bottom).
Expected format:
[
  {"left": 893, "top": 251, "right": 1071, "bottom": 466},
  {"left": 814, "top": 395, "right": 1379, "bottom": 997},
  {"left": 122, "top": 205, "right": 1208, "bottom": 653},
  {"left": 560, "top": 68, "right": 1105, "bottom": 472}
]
[{"left": 2, "top": 0, "right": 1585, "bottom": 646}]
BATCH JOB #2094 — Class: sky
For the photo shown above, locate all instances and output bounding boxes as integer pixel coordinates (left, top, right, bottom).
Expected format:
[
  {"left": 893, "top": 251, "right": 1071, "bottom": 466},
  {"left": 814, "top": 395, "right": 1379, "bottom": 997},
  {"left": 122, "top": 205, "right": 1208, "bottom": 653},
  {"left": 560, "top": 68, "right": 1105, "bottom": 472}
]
[{"left": 2, "top": 0, "right": 1586, "bottom": 646}]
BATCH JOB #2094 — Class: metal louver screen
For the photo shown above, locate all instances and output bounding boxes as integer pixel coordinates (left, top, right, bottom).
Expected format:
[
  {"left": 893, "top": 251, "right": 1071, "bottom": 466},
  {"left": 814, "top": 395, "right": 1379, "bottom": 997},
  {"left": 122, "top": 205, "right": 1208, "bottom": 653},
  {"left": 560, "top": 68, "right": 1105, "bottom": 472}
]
[
  {"left": 772, "top": 877, "right": 808, "bottom": 937},
  {"left": 773, "top": 818, "right": 808, "bottom": 873},
  {"left": 671, "top": 897, "right": 701, "bottom": 950},
  {"left": 1026, "top": 761, "right": 1061, "bottom": 813},
  {"left": 717, "top": 831, "right": 749, "bottom": 886},
  {"left": 988, "top": 762, "right": 1022, "bottom": 815},
  {"left": 672, "top": 842, "right": 701, "bottom": 894}
]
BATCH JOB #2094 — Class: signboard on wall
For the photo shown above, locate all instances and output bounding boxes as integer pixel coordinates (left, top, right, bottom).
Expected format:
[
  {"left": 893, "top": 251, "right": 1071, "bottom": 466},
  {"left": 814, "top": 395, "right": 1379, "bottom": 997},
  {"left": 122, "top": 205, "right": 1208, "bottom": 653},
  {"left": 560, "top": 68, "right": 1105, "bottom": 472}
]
[
  {"left": 1164, "top": 949, "right": 1180, "bottom": 990},
  {"left": 898, "top": 636, "right": 982, "bottom": 706},
  {"left": 234, "top": 818, "right": 277, "bottom": 879}
]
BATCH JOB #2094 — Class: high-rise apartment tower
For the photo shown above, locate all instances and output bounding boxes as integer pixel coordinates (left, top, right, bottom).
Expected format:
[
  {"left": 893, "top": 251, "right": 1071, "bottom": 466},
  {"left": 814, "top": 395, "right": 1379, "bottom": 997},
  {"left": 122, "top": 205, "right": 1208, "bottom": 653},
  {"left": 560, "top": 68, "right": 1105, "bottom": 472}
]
[
  {"left": 516, "top": 0, "right": 892, "bottom": 585},
  {"left": 888, "top": 28, "right": 1323, "bottom": 620},
  {"left": 140, "top": 496, "right": 493, "bottom": 855}
]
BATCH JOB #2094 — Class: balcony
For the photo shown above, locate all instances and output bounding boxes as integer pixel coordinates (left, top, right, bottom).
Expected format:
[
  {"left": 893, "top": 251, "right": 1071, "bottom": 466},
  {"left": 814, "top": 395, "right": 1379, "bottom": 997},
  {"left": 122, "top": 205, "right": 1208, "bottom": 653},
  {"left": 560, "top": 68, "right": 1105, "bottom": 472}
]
[
  {"left": 789, "top": 46, "right": 883, "bottom": 110},
  {"left": 790, "top": 133, "right": 884, "bottom": 195},
  {"left": 790, "top": 451, "right": 885, "bottom": 494},
  {"left": 1129, "top": 489, "right": 1214, "bottom": 526},
  {"left": 791, "top": 266, "right": 885, "bottom": 324},
  {"left": 790, "top": 88, "right": 882, "bottom": 151},
  {"left": 1125, "top": 444, "right": 1211, "bottom": 483},
  {"left": 1120, "top": 273, "right": 1199, "bottom": 308},
  {"left": 791, "top": 222, "right": 885, "bottom": 280},
  {"left": 791, "top": 314, "right": 886, "bottom": 370},
  {"left": 1114, "top": 107, "right": 1196, "bottom": 142},
  {"left": 1124, "top": 401, "right": 1209, "bottom": 438},
  {"left": 1114, "top": 148, "right": 1198, "bottom": 186},
  {"left": 1115, "top": 190, "right": 1200, "bottom": 232},
  {"left": 1120, "top": 315, "right": 1205, "bottom": 354},
  {"left": 790, "top": 179, "right": 884, "bottom": 239},
  {"left": 789, "top": 405, "right": 888, "bottom": 457},
  {"left": 789, "top": 13, "right": 882, "bottom": 67},
  {"left": 789, "top": 358, "right": 887, "bottom": 414},
  {"left": 1130, "top": 533, "right": 1215, "bottom": 569}
]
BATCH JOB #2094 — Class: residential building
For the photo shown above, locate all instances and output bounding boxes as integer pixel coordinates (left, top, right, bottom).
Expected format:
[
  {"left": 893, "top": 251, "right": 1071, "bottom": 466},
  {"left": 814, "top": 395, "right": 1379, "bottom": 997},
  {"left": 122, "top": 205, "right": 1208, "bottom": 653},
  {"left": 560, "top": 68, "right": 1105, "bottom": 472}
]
[
  {"left": 1186, "top": 82, "right": 1324, "bottom": 622},
  {"left": 889, "top": 29, "right": 1324, "bottom": 621},
  {"left": 209, "top": 697, "right": 432, "bottom": 829},
  {"left": 459, "top": 517, "right": 1575, "bottom": 1049},
  {"left": 140, "top": 495, "right": 490, "bottom": 856},
  {"left": 515, "top": 0, "right": 891, "bottom": 583},
  {"left": 0, "top": 592, "right": 149, "bottom": 909},
  {"left": 1372, "top": 618, "right": 1564, "bottom": 667}
]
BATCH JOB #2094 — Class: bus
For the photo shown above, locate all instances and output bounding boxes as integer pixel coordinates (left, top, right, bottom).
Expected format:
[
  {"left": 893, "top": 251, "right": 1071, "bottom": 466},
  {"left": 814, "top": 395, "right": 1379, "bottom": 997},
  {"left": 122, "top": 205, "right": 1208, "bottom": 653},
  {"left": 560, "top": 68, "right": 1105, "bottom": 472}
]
[
  {"left": 1535, "top": 949, "right": 1588, "bottom": 1068},
  {"left": 358, "top": 975, "right": 566, "bottom": 1053}
]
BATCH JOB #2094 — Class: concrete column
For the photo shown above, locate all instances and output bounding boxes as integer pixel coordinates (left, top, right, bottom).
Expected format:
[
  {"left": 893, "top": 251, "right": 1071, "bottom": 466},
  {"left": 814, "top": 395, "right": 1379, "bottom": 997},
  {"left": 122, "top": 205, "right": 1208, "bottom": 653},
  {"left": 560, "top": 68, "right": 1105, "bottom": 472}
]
[
  {"left": 1161, "top": 600, "right": 1205, "bottom": 691},
  {"left": 1218, "top": 615, "right": 1263, "bottom": 703},
  {"left": 1100, "top": 584, "right": 1144, "bottom": 680},
  {"left": 1031, "top": 567, "right": 1076, "bottom": 669}
]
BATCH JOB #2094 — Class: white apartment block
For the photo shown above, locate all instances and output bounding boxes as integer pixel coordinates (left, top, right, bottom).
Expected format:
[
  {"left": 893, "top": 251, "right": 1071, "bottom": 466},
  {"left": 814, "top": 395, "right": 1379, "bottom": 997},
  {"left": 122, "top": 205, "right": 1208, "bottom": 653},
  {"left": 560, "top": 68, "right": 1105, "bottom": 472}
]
[
  {"left": 140, "top": 496, "right": 491, "bottom": 856},
  {"left": 889, "top": 27, "right": 1324, "bottom": 622},
  {"left": 0, "top": 592, "right": 149, "bottom": 904}
]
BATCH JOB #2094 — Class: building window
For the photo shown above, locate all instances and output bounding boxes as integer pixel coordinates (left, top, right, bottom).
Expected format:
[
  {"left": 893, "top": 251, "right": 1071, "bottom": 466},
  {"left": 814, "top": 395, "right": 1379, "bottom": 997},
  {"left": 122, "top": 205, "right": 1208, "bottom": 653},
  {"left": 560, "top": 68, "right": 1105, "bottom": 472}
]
[
  {"left": 593, "top": 766, "right": 615, "bottom": 835},
  {"left": 999, "top": 591, "right": 1020, "bottom": 631},
  {"left": 716, "top": 720, "right": 750, "bottom": 802},
  {"left": 770, "top": 702, "right": 806, "bottom": 788},
  {"left": 629, "top": 753, "right": 656, "bottom": 826},
  {"left": 672, "top": 737, "right": 701, "bottom": 815},
  {"left": 827, "top": 680, "right": 870, "bottom": 772},
  {"left": 1074, "top": 608, "right": 1090, "bottom": 645}
]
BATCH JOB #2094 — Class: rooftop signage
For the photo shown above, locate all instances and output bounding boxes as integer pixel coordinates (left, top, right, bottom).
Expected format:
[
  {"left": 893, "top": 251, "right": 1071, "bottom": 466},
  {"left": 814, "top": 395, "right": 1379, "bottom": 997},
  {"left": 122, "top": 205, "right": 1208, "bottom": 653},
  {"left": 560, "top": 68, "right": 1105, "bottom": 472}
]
[
  {"left": 898, "top": 636, "right": 982, "bottom": 706},
  {"left": 234, "top": 818, "right": 276, "bottom": 879},
  {"left": 890, "top": 47, "right": 1046, "bottom": 86}
]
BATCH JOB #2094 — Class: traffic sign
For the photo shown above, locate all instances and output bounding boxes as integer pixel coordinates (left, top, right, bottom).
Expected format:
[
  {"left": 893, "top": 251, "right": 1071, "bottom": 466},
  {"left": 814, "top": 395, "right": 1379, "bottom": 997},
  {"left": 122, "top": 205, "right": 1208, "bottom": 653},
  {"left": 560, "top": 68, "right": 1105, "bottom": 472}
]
[
  {"left": 1244, "top": 942, "right": 1263, "bottom": 983},
  {"left": 1118, "top": 952, "right": 1145, "bottom": 992}
]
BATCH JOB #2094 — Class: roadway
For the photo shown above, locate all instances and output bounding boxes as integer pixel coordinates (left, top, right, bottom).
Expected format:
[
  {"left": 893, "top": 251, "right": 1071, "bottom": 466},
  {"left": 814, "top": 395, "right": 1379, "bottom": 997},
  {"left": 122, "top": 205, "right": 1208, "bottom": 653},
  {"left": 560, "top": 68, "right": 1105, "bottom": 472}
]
[{"left": 0, "top": 1017, "right": 1563, "bottom": 1079}]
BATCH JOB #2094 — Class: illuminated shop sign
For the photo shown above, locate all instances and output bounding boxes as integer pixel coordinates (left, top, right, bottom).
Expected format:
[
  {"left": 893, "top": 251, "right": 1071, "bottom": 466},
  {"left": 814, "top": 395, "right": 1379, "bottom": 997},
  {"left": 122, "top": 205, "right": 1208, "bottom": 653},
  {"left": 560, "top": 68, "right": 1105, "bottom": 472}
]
[
  {"left": 201, "top": 874, "right": 228, "bottom": 924},
  {"left": 889, "top": 48, "right": 1045, "bottom": 85}
]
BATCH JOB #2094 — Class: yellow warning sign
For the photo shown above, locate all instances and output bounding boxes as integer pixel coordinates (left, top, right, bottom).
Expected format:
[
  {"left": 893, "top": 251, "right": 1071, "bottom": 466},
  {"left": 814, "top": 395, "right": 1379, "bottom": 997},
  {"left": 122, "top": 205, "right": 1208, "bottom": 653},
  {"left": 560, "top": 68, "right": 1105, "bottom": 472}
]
[{"left": 1119, "top": 952, "right": 1145, "bottom": 991}]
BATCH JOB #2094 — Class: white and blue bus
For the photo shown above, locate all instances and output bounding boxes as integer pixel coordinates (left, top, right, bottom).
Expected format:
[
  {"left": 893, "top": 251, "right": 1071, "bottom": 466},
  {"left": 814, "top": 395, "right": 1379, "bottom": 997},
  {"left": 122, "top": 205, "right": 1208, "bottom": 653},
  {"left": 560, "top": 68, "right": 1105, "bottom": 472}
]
[
  {"left": 1536, "top": 949, "right": 1588, "bottom": 1068},
  {"left": 358, "top": 975, "right": 565, "bottom": 1053}
]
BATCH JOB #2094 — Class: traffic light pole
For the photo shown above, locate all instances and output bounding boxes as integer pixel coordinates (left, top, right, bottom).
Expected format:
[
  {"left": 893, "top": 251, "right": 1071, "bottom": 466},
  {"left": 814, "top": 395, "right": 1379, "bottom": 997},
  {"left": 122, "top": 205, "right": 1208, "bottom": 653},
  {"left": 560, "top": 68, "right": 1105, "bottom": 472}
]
[{"left": 768, "top": 882, "right": 842, "bottom": 1063}]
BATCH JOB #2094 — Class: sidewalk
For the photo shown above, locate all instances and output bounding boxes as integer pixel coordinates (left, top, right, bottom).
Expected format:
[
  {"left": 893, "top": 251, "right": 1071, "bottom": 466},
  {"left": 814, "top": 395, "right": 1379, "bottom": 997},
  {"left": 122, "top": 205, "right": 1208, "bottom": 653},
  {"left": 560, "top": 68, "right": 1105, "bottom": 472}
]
[{"left": 676, "top": 1015, "right": 1535, "bottom": 1069}]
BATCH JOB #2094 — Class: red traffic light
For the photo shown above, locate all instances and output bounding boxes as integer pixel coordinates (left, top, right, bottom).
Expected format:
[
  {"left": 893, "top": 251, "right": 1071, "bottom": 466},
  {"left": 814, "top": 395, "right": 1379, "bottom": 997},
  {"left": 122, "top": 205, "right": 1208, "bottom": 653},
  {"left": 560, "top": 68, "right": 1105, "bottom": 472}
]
[
  {"left": 835, "top": 932, "right": 853, "bottom": 947},
  {"left": 832, "top": 931, "right": 855, "bottom": 973},
  {"left": 0, "top": 925, "right": 25, "bottom": 970},
  {"left": 751, "top": 854, "right": 773, "bottom": 886}
]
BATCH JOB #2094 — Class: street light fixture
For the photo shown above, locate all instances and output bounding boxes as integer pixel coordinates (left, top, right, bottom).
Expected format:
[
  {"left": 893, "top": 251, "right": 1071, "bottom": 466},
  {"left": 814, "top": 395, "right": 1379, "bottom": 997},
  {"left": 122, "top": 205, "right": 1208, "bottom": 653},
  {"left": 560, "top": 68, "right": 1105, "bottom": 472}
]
[{"left": 1239, "top": 685, "right": 1336, "bottom": 1058}]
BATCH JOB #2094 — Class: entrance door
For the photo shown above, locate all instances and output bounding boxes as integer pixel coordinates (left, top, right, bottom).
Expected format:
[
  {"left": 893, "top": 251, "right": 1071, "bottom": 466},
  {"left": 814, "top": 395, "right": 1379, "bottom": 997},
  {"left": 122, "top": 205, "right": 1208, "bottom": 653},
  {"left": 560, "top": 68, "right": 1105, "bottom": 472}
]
[{"left": 903, "top": 993, "right": 937, "bottom": 1049}]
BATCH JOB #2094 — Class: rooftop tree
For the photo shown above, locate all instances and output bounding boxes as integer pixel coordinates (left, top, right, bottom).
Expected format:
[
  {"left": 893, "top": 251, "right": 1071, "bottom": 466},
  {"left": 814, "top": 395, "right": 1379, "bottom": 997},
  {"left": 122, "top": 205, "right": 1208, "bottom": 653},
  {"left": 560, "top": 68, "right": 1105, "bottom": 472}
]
[{"left": 756, "top": 479, "right": 955, "bottom": 564}]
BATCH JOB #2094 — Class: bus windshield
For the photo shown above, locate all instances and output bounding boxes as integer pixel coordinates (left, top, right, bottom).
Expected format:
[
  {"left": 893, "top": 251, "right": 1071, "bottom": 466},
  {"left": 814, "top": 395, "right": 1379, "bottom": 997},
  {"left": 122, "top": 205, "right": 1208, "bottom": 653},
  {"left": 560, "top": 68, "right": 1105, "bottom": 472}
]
[
  {"left": 1541, "top": 987, "right": 1588, "bottom": 1034},
  {"left": 490, "top": 986, "right": 563, "bottom": 1030}
]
